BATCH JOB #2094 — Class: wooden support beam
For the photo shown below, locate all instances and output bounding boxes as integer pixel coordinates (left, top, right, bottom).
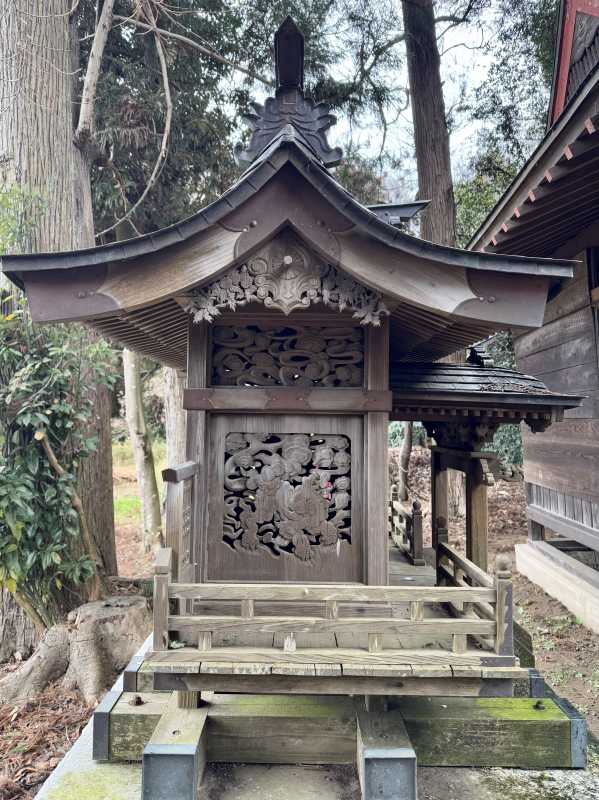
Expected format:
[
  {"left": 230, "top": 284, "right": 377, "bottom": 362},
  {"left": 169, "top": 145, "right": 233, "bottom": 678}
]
[
  {"left": 104, "top": 691, "right": 584, "bottom": 769},
  {"left": 431, "top": 450, "right": 448, "bottom": 549},
  {"left": 357, "top": 711, "right": 417, "bottom": 800},
  {"left": 154, "top": 671, "right": 517, "bottom": 698},
  {"left": 366, "top": 319, "right": 390, "bottom": 585},
  {"left": 393, "top": 696, "right": 582, "bottom": 769},
  {"left": 142, "top": 692, "right": 208, "bottom": 800},
  {"left": 183, "top": 387, "right": 392, "bottom": 413},
  {"left": 465, "top": 462, "right": 488, "bottom": 572},
  {"left": 186, "top": 319, "right": 208, "bottom": 582}
]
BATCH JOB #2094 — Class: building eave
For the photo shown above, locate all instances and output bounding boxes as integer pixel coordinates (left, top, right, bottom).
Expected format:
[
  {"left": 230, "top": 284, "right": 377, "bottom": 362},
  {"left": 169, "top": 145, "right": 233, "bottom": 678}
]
[{"left": 469, "top": 60, "right": 599, "bottom": 256}]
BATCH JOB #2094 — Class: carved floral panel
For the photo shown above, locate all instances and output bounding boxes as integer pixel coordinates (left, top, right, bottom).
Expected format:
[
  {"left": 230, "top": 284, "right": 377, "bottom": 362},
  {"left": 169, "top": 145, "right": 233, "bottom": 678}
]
[
  {"left": 211, "top": 324, "right": 364, "bottom": 387},
  {"left": 223, "top": 432, "right": 351, "bottom": 562}
]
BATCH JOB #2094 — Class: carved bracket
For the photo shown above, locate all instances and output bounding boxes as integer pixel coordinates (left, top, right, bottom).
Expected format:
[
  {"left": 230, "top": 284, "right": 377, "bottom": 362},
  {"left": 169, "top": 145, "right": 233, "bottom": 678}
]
[
  {"left": 423, "top": 420, "right": 499, "bottom": 450},
  {"left": 184, "top": 232, "right": 388, "bottom": 326}
]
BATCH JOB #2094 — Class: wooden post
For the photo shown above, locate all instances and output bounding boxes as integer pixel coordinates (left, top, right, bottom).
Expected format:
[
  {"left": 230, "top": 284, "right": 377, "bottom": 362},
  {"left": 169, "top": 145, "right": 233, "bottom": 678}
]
[
  {"left": 410, "top": 499, "right": 425, "bottom": 565},
  {"left": 495, "top": 554, "right": 514, "bottom": 656},
  {"left": 186, "top": 319, "right": 209, "bottom": 582},
  {"left": 162, "top": 462, "right": 197, "bottom": 584},
  {"left": 431, "top": 449, "right": 448, "bottom": 550},
  {"left": 153, "top": 548, "right": 172, "bottom": 652},
  {"left": 365, "top": 319, "right": 389, "bottom": 585},
  {"left": 528, "top": 518, "right": 545, "bottom": 541},
  {"left": 466, "top": 460, "right": 488, "bottom": 572},
  {"left": 435, "top": 516, "right": 448, "bottom": 586}
]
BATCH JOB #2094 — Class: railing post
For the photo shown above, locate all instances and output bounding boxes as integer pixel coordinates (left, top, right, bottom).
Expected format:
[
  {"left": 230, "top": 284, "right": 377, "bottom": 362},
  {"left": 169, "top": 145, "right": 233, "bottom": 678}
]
[
  {"left": 153, "top": 548, "right": 172, "bottom": 652},
  {"left": 410, "top": 499, "right": 425, "bottom": 566},
  {"left": 162, "top": 461, "right": 198, "bottom": 585},
  {"left": 435, "top": 516, "right": 448, "bottom": 586},
  {"left": 388, "top": 484, "right": 397, "bottom": 538},
  {"left": 494, "top": 554, "right": 514, "bottom": 656}
]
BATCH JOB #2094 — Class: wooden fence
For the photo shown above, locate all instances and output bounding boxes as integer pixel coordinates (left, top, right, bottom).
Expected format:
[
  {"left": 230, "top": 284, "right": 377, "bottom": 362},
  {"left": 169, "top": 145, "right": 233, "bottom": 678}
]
[
  {"left": 152, "top": 548, "right": 515, "bottom": 663},
  {"left": 436, "top": 538, "right": 514, "bottom": 656}
]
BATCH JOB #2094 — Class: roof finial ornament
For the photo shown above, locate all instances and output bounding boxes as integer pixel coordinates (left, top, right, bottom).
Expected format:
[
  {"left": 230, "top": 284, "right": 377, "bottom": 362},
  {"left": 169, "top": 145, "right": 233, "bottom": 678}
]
[
  {"left": 234, "top": 17, "right": 343, "bottom": 168},
  {"left": 275, "top": 16, "right": 304, "bottom": 93}
]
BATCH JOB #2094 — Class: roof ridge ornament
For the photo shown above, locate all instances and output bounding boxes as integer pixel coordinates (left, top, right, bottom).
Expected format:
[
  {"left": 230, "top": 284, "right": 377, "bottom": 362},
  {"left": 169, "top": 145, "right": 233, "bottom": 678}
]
[{"left": 234, "top": 16, "right": 343, "bottom": 168}]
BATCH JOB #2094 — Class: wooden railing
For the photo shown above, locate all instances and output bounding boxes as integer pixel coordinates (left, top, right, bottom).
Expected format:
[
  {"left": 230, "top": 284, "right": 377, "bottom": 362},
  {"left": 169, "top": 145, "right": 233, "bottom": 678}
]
[
  {"left": 436, "top": 539, "right": 514, "bottom": 656},
  {"left": 389, "top": 486, "right": 425, "bottom": 566},
  {"left": 152, "top": 548, "right": 515, "bottom": 662}
]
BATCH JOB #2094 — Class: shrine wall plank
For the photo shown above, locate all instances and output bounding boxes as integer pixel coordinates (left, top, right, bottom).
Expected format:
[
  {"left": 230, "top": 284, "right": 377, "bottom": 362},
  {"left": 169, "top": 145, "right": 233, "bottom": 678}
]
[{"left": 515, "top": 249, "right": 599, "bottom": 514}]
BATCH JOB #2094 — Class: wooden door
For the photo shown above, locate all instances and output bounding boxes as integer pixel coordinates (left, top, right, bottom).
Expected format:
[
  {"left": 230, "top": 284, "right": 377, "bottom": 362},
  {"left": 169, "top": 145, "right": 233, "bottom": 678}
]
[{"left": 205, "top": 413, "right": 364, "bottom": 583}]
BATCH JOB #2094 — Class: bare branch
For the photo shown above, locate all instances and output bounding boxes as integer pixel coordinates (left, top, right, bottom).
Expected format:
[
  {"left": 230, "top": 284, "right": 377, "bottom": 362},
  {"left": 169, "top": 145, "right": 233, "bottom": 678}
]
[
  {"left": 96, "top": 3, "right": 173, "bottom": 237},
  {"left": 112, "top": 13, "right": 273, "bottom": 86},
  {"left": 75, "top": 0, "right": 115, "bottom": 151}
]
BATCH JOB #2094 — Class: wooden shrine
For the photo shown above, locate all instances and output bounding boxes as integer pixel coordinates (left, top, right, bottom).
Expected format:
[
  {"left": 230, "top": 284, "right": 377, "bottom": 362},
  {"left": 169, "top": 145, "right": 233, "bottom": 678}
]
[
  {"left": 1, "top": 17, "right": 587, "bottom": 800},
  {"left": 470, "top": 0, "right": 599, "bottom": 634}
]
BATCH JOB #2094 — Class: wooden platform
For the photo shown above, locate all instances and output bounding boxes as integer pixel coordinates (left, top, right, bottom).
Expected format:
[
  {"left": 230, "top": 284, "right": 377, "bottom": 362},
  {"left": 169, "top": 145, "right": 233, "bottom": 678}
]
[
  {"left": 389, "top": 546, "right": 436, "bottom": 587},
  {"left": 99, "top": 691, "right": 586, "bottom": 770}
]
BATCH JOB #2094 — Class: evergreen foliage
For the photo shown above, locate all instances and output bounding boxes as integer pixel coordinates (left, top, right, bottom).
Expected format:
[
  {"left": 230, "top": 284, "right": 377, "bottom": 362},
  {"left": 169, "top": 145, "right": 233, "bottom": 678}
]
[
  {"left": 0, "top": 190, "right": 117, "bottom": 626},
  {"left": 0, "top": 301, "right": 117, "bottom": 625},
  {"left": 471, "top": 0, "right": 559, "bottom": 164}
]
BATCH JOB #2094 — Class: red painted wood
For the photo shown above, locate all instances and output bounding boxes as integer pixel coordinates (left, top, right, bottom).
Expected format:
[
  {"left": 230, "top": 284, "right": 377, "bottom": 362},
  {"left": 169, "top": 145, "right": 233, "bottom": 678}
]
[{"left": 550, "top": 0, "right": 599, "bottom": 125}]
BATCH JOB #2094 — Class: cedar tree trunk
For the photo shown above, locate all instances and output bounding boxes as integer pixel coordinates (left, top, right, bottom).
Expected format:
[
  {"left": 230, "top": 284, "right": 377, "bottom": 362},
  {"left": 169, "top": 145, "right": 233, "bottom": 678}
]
[
  {"left": 0, "top": 1, "right": 116, "bottom": 652},
  {"left": 402, "top": 0, "right": 464, "bottom": 513},
  {"left": 402, "top": 0, "right": 456, "bottom": 246}
]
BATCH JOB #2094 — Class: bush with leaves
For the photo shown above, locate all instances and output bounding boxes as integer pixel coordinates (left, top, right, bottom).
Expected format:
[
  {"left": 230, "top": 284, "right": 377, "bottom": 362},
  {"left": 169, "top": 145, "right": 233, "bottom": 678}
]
[{"left": 0, "top": 300, "right": 117, "bottom": 629}]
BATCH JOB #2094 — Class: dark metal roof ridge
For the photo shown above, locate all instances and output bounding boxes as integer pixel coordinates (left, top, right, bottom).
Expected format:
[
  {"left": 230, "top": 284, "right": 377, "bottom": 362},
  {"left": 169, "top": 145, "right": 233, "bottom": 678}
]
[
  {"left": 468, "top": 55, "right": 599, "bottom": 251},
  {"left": 1, "top": 133, "right": 575, "bottom": 280}
]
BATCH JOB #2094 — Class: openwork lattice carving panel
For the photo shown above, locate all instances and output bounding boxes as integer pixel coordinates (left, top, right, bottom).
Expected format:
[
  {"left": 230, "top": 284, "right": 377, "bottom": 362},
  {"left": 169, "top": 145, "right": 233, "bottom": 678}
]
[
  {"left": 211, "top": 324, "right": 364, "bottom": 387},
  {"left": 223, "top": 432, "right": 351, "bottom": 562},
  {"left": 185, "top": 233, "right": 388, "bottom": 326}
]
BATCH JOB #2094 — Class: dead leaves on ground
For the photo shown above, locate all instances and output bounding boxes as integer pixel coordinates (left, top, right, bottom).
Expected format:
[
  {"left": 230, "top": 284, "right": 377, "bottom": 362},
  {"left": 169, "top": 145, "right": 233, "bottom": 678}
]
[{"left": 0, "top": 682, "right": 90, "bottom": 799}]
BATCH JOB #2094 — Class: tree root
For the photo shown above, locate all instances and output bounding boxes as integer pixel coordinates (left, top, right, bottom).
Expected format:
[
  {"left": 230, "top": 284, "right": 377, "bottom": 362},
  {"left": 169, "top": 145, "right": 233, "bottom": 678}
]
[{"left": 0, "top": 596, "right": 151, "bottom": 706}]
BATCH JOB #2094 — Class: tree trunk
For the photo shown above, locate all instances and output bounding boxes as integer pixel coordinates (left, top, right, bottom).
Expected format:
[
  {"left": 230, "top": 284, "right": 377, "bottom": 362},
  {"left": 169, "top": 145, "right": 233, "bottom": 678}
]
[
  {"left": 0, "top": 590, "right": 38, "bottom": 662},
  {"left": 0, "top": 1, "right": 116, "bottom": 647},
  {"left": 398, "top": 422, "right": 413, "bottom": 501},
  {"left": 123, "top": 349, "right": 162, "bottom": 552},
  {"left": 0, "top": 597, "right": 151, "bottom": 706},
  {"left": 402, "top": 0, "right": 463, "bottom": 515},
  {"left": 402, "top": 0, "right": 456, "bottom": 246}
]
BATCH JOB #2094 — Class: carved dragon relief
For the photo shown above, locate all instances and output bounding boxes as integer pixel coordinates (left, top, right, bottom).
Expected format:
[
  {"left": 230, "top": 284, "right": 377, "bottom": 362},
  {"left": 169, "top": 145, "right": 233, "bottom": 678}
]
[
  {"left": 184, "top": 233, "right": 388, "bottom": 326},
  {"left": 211, "top": 324, "right": 364, "bottom": 387},
  {"left": 223, "top": 432, "right": 351, "bottom": 562}
]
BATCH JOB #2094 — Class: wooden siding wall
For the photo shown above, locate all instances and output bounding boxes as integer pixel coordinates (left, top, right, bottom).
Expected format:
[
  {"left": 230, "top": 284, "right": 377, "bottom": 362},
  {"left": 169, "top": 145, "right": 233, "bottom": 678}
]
[{"left": 515, "top": 253, "right": 599, "bottom": 525}]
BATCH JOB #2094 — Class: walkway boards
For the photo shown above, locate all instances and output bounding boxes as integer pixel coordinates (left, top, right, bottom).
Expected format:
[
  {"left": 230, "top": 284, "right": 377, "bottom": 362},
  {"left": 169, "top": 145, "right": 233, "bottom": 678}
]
[{"left": 145, "top": 646, "right": 526, "bottom": 697}]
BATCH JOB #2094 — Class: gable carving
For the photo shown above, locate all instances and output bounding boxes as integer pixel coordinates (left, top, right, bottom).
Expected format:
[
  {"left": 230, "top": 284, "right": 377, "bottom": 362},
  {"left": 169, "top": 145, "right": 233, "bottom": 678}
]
[{"left": 185, "top": 233, "right": 388, "bottom": 326}]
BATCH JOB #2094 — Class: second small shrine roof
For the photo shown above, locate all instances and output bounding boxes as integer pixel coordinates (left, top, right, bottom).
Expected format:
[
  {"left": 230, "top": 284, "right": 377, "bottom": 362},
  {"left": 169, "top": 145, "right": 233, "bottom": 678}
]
[{"left": 390, "top": 361, "right": 582, "bottom": 425}]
